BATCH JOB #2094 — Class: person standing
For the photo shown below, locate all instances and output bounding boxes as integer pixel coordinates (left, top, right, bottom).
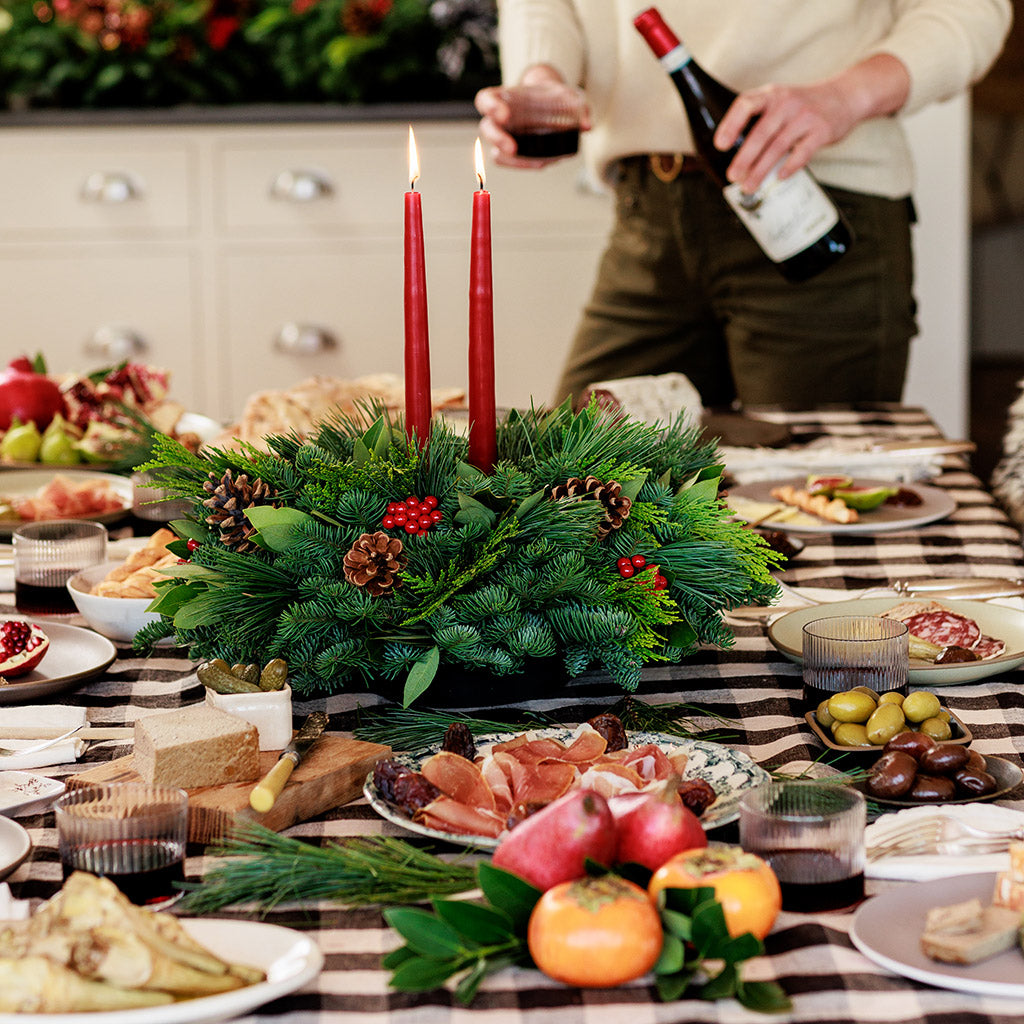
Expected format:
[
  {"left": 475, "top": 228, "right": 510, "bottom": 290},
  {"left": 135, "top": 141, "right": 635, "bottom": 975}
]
[{"left": 476, "top": 1, "right": 1012, "bottom": 410}]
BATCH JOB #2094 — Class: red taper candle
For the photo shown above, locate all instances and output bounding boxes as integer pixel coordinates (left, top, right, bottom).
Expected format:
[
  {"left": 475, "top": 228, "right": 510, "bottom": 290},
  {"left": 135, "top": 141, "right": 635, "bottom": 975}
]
[
  {"left": 468, "top": 138, "right": 496, "bottom": 473},
  {"left": 404, "top": 126, "right": 432, "bottom": 446}
]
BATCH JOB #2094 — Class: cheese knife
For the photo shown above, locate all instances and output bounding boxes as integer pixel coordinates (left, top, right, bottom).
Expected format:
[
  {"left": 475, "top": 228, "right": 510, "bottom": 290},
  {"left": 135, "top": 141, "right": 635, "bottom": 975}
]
[{"left": 249, "top": 711, "right": 328, "bottom": 813}]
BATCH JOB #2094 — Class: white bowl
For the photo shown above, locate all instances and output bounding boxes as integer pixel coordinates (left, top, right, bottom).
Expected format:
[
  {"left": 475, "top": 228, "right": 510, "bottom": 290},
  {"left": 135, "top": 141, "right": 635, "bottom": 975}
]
[
  {"left": 66, "top": 562, "right": 163, "bottom": 642},
  {"left": 206, "top": 684, "right": 293, "bottom": 751}
]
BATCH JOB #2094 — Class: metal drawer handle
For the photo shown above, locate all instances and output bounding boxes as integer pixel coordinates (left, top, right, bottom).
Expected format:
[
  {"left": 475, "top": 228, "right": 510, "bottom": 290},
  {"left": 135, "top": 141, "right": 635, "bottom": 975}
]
[
  {"left": 269, "top": 169, "right": 335, "bottom": 202},
  {"left": 80, "top": 171, "right": 144, "bottom": 204},
  {"left": 273, "top": 323, "right": 338, "bottom": 355},
  {"left": 86, "top": 326, "right": 148, "bottom": 360}
]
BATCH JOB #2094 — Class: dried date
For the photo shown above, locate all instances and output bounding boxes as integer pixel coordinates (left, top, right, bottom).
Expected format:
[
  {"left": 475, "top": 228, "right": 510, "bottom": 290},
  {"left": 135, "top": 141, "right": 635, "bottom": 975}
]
[
  {"left": 677, "top": 778, "right": 717, "bottom": 815},
  {"left": 441, "top": 722, "right": 477, "bottom": 761},
  {"left": 588, "top": 712, "right": 628, "bottom": 752},
  {"left": 392, "top": 771, "right": 441, "bottom": 814}
]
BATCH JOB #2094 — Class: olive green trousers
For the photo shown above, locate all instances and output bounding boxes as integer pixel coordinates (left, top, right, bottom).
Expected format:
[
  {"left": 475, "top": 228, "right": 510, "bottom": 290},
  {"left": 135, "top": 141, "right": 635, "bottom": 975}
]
[{"left": 555, "top": 156, "right": 917, "bottom": 410}]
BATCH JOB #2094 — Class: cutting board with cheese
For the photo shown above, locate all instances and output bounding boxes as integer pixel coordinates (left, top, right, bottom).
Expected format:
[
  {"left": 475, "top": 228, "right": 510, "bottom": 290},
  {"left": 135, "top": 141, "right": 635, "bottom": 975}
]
[{"left": 68, "top": 733, "right": 390, "bottom": 843}]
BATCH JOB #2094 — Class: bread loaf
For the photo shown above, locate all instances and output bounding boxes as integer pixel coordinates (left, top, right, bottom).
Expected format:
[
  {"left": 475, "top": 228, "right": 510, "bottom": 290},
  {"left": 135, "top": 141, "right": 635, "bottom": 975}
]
[{"left": 134, "top": 704, "right": 260, "bottom": 788}]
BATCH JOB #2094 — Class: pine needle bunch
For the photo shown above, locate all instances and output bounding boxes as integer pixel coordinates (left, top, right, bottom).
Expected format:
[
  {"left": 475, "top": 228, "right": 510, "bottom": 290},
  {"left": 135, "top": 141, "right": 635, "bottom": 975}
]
[{"left": 138, "top": 400, "right": 780, "bottom": 704}]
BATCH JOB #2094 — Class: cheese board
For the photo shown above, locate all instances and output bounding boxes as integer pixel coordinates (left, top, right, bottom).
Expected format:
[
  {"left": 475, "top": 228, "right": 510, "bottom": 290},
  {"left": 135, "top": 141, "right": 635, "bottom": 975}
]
[{"left": 67, "top": 734, "right": 389, "bottom": 843}]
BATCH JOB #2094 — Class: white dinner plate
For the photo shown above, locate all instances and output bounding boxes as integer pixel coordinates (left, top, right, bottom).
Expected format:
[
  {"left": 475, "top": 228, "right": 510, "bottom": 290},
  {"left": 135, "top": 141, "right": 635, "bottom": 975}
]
[
  {"left": 364, "top": 728, "right": 770, "bottom": 848},
  {"left": 851, "top": 872, "right": 1024, "bottom": 997},
  {"left": 0, "top": 468, "right": 132, "bottom": 537},
  {"left": 727, "top": 477, "right": 956, "bottom": 534},
  {"left": 0, "top": 815, "right": 31, "bottom": 881},
  {"left": 0, "top": 619, "right": 117, "bottom": 704},
  {"left": 0, "top": 917, "right": 323, "bottom": 1024},
  {"left": 0, "top": 771, "right": 65, "bottom": 817},
  {"left": 767, "top": 598, "right": 1024, "bottom": 685}
]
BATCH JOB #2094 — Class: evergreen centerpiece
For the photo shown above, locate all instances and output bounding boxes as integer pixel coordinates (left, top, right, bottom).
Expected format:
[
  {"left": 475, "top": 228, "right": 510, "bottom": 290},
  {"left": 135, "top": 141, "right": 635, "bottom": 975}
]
[{"left": 136, "top": 401, "right": 780, "bottom": 705}]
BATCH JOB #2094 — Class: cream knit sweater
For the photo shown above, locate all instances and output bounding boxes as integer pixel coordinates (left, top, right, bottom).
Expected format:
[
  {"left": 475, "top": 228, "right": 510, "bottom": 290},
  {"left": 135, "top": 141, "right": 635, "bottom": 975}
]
[{"left": 497, "top": 0, "right": 1012, "bottom": 197}]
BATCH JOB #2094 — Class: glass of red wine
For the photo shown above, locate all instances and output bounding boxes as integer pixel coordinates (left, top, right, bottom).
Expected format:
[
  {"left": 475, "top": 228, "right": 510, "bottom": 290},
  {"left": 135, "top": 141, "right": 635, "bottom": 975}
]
[
  {"left": 739, "top": 780, "right": 866, "bottom": 913},
  {"left": 55, "top": 782, "right": 189, "bottom": 910},
  {"left": 13, "top": 518, "right": 108, "bottom": 616},
  {"left": 502, "top": 82, "right": 586, "bottom": 159}
]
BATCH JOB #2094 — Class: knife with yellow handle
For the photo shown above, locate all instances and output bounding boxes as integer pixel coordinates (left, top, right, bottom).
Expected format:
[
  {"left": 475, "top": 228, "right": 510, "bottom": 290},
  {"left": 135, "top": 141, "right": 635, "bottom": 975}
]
[{"left": 249, "top": 711, "right": 328, "bottom": 813}]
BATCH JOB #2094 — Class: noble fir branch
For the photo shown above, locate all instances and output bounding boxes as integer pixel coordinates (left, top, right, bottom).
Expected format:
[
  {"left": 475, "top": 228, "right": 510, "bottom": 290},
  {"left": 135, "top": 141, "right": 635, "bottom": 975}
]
[
  {"left": 133, "top": 434, "right": 211, "bottom": 494},
  {"left": 179, "top": 822, "right": 478, "bottom": 913}
]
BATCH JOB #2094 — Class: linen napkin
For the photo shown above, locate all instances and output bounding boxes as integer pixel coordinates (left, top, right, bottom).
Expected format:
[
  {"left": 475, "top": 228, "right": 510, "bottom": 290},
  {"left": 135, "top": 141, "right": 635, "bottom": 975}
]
[
  {"left": 0, "top": 704, "right": 88, "bottom": 769},
  {"left": 0, "top": 883, "right": 30, "bottom": 921},
  {"left": 865, "top": 803, "right": 1024, "bottom": 881}
]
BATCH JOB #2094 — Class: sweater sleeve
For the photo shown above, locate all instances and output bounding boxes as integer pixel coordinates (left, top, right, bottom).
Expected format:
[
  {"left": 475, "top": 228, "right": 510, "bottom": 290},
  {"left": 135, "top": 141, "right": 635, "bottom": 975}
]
[
  {"left": 496, "top": 0, "right": 586, "bottom": 87},
  {"left": 868, "top": 0, "right": 1013, "bottom": 115}
]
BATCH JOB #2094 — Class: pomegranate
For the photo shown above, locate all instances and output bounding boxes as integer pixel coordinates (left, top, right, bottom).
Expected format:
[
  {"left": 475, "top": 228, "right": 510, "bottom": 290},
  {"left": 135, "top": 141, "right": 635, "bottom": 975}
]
[
  {"left": 0, "top": 356, "right": 65, "bottom": 431},
  {"left": 609, "top": 778, "right": 707, "bottom": 871},
  {"left": 0, "top": 620, "right": 50, "bottom": 677}
]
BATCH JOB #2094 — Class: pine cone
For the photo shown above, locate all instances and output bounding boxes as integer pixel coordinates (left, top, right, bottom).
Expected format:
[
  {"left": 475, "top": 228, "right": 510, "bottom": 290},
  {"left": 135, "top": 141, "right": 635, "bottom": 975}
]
[
  {"left": 202, "top": 469, "right": 277, "bottom": 553},
  {"left": 343, "top": 531, "right": 406, "bottom": 596},
  {"left": 549, "top": 475, "right": 632, "bottom": 539}
]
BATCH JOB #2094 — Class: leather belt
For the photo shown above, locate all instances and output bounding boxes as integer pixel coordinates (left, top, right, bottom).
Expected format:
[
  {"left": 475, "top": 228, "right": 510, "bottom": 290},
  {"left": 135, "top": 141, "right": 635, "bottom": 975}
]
[{"left": 648, "top": 153, "right": 705, "bottom": 182}]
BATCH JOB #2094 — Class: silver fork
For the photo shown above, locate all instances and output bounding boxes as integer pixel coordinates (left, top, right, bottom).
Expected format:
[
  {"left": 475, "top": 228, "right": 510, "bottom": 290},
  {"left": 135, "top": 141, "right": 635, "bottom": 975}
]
[
  {"left": 892, "top": 578, "right": 1024, "bottom": 598},
  {"left": 0, "top": 725, "right": 83, "bottom": 758},
  {"left": 867, "top": 815, "right": 1024, "bottom": 861}
]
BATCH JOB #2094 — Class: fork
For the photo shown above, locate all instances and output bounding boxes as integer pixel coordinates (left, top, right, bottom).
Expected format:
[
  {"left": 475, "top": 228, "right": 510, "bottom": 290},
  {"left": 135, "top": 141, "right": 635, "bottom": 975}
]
[
  {"left": 891, "top": 577, "right": 1024, "bottom": 598},
  {"left": 867, "top": 814, "right": 1024, "bottom": 861},
  {"left": 0, "top": 725, "right": 83, "bottom": 758}
]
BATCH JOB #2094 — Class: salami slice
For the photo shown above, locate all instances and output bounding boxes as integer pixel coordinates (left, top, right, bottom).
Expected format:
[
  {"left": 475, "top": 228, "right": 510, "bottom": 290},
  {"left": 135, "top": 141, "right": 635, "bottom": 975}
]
[
  {"left": 902, "top": 610, "right": 981, "bottom": 650},
  {"left": 972, "top": 635, "right": 1006, "bottom": 660}
]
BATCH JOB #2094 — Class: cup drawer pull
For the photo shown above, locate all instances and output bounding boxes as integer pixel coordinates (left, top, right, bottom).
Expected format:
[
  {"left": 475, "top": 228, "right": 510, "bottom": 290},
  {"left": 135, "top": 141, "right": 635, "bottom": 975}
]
[
  {"left": 273, "top": 323, "right": 338, "bottom": 355},
  {"left": 86, "top": 326, "right": 149, "bottom": 361},
  {"left": 80, "top": 171, "right": 144, "bottom": 204},
  {"left": 269, "top": 169, "right": 335, "bottom": 202}
]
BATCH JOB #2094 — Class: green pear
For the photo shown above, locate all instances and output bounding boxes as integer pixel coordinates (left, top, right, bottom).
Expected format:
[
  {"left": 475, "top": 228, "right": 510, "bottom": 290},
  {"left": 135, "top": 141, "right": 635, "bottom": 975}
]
[
  {"left": 39, "top": 414, "right": 81, "bottom": 465},
  {"left": 0, "top": 418, "right": 42, "bottom": 461}
]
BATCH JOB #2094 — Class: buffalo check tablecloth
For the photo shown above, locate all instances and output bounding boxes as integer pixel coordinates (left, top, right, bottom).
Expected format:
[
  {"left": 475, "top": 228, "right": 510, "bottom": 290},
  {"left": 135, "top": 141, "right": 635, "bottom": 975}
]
[{"left": 6, "top": 403, "right": 1024, "bottom": 1024}]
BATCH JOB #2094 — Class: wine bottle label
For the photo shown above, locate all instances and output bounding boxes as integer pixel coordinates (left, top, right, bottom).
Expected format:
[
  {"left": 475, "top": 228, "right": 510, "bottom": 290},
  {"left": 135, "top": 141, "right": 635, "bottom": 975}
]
[
  {"left": 658, "top": 45, "right": 693, "bottom": 73},
  {"left": 724, "top": 164, "right": 839, "bottom": 263}
]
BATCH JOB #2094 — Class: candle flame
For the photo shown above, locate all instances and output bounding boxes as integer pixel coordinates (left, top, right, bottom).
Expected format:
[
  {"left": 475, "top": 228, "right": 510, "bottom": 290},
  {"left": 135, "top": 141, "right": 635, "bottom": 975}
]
[
  {"left": 408, "top": 125, "right": 420, "bottom": 189},
  {"left": 474, "top": 137, "right": 486, "bottom": 190}
]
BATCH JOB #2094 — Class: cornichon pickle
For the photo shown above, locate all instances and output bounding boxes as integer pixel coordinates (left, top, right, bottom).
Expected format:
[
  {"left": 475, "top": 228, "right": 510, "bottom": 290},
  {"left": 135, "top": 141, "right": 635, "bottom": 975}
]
[
  {"left": 259, "top": 658, "right": 288, "bottom": 691},
  {"left": 231, "top": 663, "right": 261, "bottom": 684},
  {"left": 198, "top": 659, "right": 261, "bottom": 694}
]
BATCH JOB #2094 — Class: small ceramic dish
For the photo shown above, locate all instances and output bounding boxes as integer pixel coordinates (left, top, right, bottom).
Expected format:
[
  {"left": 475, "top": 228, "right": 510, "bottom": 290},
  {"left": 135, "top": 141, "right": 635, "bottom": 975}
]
[
  {"left": 66, "top": 562, "right": 162, "bottom": 642},
  {"left": 205, "top": 684, "right": 293, "bottom": 751},
  {"left": 805, "top": 708, "right": 972, "bottom": 759},
  {"left": 0, "top": 771, "right": 65, "bottom": 817}
]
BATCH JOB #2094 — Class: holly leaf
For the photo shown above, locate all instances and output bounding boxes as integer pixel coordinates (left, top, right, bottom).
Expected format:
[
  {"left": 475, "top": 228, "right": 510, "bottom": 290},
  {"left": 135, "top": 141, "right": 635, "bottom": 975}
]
[
  {"left": 476, "top": 863, "right": 541, "bottom": 933},
  {"left": 169, "top": 518, "right": 207, "bottom": 543},
  {"left": 382, "top": 907, "right": 464, "bottom": 959},
  {"left": 433, "top": 900, "right": 514, "bottom": 945},
  {"left": 402, "top": 646, "right": 440, "bottom": 707}
]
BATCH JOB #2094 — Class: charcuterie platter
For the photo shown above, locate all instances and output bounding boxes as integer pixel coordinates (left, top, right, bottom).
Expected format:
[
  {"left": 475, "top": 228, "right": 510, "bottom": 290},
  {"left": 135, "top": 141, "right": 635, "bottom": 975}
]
[{"left": 768, "top": 598, "right": 1024, "bottom": 685}]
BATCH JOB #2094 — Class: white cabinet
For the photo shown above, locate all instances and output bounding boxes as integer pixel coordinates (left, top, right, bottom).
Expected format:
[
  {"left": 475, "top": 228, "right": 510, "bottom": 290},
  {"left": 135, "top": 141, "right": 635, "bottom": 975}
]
[{"left": 0, "top": 116, "right": 613, "bottom": 423}]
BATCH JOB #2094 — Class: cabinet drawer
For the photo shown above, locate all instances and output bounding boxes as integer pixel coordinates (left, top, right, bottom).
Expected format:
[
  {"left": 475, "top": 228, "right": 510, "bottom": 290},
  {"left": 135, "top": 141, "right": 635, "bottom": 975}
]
[
  {"left": 0, "top": 131, "right": 194, "bottom": 238},
  {"left": 0, "top": 249, "right": 204, "bottom": 411}
]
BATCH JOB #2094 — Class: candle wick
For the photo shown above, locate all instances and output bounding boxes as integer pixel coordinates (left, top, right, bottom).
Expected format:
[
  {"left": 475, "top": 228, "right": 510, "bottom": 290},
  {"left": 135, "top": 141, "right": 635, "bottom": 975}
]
[{"left": 476, "top": 173, "right": 484, "bottom": 190}]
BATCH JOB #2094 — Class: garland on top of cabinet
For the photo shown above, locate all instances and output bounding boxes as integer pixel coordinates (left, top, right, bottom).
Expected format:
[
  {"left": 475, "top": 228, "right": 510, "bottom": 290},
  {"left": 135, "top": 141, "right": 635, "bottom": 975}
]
[{"left": 134, "top": 399, "right": 781, "bottom": 704}]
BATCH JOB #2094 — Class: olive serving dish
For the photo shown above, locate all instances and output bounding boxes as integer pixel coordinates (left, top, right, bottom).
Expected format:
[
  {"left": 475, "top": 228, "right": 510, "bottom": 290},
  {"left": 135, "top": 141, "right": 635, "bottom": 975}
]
[{"left": 804, "top": 709, "right": 972, "bottom": 758}]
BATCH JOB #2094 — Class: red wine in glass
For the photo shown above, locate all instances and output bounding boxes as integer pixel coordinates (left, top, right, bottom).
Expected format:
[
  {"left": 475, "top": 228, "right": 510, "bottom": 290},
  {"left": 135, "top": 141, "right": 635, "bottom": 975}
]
[{"left": 61, "top": 838, "right": 186, "bottom": 908}]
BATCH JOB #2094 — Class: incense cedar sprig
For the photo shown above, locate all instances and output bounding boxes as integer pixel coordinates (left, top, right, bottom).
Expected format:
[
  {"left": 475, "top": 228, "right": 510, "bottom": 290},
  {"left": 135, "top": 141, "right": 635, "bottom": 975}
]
[{"left": 177, "top": 823, "right": 478, "bottom": 915}]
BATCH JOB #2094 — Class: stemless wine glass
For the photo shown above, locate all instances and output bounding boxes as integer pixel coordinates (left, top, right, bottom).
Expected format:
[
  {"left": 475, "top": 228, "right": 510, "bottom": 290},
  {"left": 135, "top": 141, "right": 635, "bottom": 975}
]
[
  {"left": 802, "top": 615, "right": 909, "bottom": 709},
  {"left": 739, "top": 780, "right": 866, "bottom": 913},
  {"left": 13, "top": 519, "right": 107, "bottom": 616},
  {"left": 55, "top": 782, "right": 189, "bottom": 910},
  {"left": 502, "top": 82, "right": 586, "bottom": 158}
]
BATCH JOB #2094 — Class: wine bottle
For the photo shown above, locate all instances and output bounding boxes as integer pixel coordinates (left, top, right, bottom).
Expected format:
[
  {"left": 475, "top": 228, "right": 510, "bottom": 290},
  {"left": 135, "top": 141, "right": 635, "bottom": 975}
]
[{"left": 634, "top": 7, "right": 852, "bottom": 283}]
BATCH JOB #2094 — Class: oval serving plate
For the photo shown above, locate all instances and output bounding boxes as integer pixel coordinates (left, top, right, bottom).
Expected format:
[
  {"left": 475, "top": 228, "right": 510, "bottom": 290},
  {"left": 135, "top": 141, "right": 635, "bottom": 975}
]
[
  {"left": 0, "top": 468, "right": 132, "bottom": 538},
  {"left": 856, "top": 754, "right": 1023, "bottom": 808},
  {"left": 364, "top": 728, "right": 770, "bottom": 848},
  {"left": 768, "top": 598, "right": 1024, "bottom": 685}
]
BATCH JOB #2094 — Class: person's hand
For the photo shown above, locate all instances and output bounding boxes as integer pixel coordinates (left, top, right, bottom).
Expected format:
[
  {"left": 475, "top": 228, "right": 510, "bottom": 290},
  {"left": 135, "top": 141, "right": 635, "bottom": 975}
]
[
  {"left": 475, "top": 65, "right": 590, "bottom": 169},
  {"left": 713, "top": 54, "right": 910, "bottom": 193}
]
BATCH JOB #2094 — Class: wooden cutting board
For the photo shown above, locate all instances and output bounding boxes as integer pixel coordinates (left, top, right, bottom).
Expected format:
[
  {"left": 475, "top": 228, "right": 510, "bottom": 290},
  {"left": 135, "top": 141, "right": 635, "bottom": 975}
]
[{"left": 67, "top": 734, "right": 390, "bottom": 844}]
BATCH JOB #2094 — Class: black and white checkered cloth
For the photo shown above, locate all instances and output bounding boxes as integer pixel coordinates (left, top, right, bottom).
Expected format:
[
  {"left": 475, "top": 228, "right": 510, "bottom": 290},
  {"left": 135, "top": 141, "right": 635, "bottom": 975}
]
[{"left": 7, "top": 405, "right": 1024, "bottom": 1023}]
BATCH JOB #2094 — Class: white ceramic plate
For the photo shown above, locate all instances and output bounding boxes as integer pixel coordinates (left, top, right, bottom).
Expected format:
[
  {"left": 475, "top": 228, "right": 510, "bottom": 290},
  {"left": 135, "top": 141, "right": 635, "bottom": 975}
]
[
  {"left": 364, "top": 728, "right": 770, "bottom": 848},
  {"left": 768, "top": 598, "right": 1024, "bottom": 685},
  {"left": 0, "top": 815, "right": 30, "bottom": 881},
  {"left": 0, "top": 917, "right": 323, "bottom": 1024},
  {"left": 0, "top": 771, "right": 65, "bottom": 817},
  {"left": 727, "top": 477, "right": 956, "bottom": 534},
  {"left": 0, "top": 469, "right": 132, "bottom": 537},
  {"left": 851, "top": 872, "right": 1024, "bottom": 997},
  {"left": 0, "top": 619, "right": 116, "bottom": 704}
]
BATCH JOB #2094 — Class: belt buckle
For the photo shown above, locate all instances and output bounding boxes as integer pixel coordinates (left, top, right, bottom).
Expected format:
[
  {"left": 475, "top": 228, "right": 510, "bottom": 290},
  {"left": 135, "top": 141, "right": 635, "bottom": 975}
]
[{"left": 649, "top": 153, "right": 684, "bottom": 183}]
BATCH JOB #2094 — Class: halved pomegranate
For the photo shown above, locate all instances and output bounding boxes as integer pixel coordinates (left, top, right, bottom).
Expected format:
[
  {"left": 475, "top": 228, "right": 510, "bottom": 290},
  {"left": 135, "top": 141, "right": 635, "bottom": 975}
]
[{"left": 0, "top": 620, "right": 50, "bottom": 677}]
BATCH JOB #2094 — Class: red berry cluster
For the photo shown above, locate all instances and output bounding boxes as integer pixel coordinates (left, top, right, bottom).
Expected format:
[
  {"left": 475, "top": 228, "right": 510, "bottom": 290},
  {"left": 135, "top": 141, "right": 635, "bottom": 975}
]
[
  {"left": 616, "top": 554, "right": 668, "bottom": 590},
  {"left": 382, "top": 495, "right": 442, "bottom": 536}
]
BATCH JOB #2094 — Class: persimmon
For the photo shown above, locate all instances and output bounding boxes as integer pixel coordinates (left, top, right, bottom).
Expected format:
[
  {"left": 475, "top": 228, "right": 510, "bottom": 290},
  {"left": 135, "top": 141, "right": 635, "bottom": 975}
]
[
  {"left": 528, "top": 875, "right": 663, "bottom": 988},
  {"left": 648, "top": 844, "right": 782, "bottom": 940}
]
